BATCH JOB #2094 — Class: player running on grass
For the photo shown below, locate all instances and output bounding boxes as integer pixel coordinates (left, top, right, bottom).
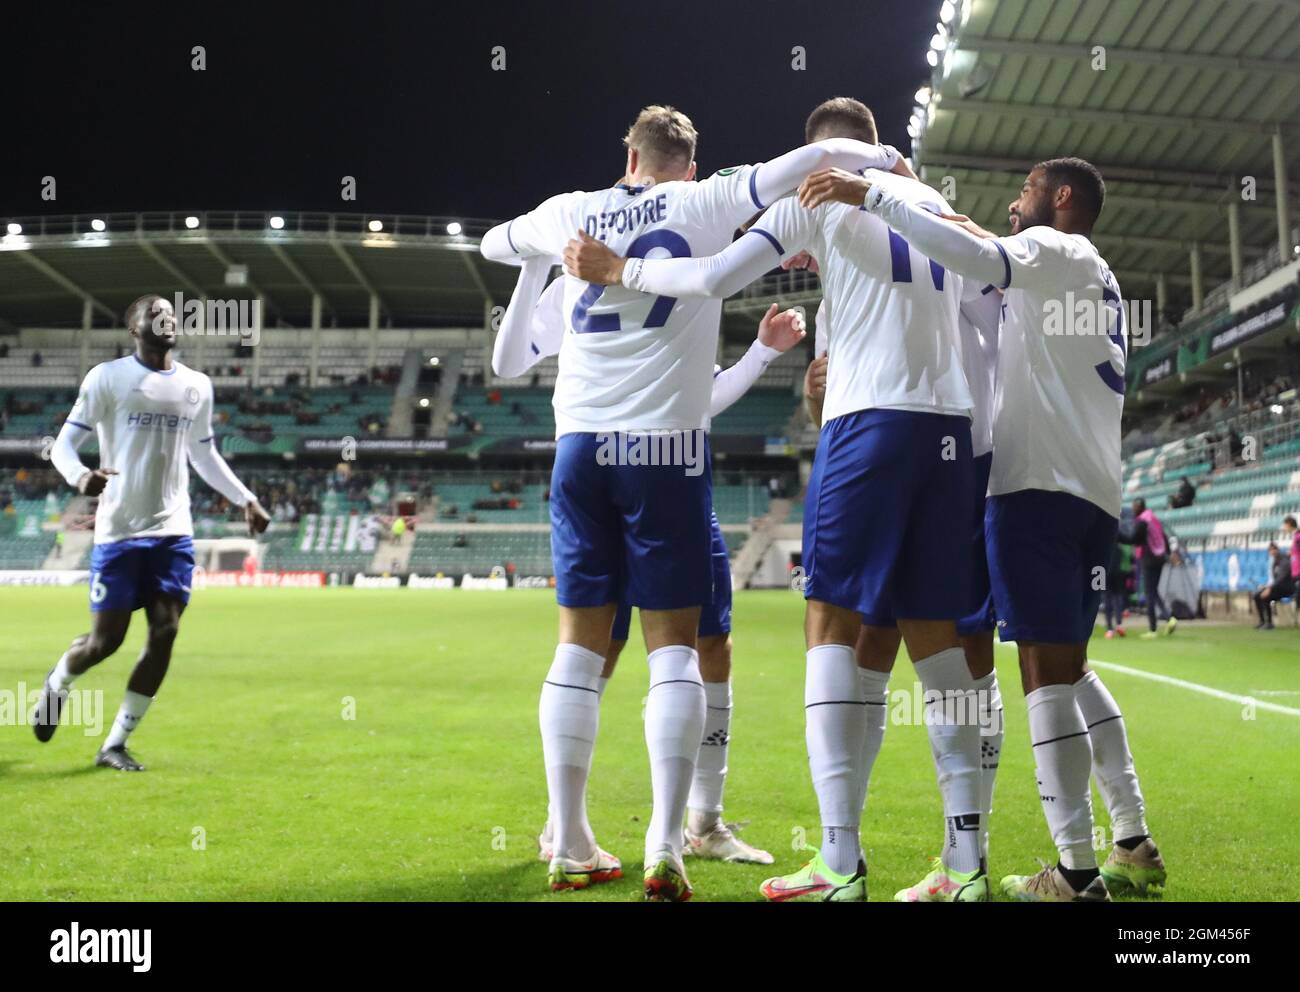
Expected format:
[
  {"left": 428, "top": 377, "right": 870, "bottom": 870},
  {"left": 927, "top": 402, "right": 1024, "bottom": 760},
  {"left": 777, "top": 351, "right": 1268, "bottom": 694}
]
[
  {"left": 800, "top": 156, "right": 1166, "bottom": 900},
  {"left": 565, "top": 97, "right": 994, "bottom": 903},
  {"left": 481, "top": 104, "right": 903, "bottom": 900},
  {"left": 498, "top": 264, "right": 803, "bottom": 867},
  {"left": 33, "top": 294, "right": 270, "bottom": 771}
]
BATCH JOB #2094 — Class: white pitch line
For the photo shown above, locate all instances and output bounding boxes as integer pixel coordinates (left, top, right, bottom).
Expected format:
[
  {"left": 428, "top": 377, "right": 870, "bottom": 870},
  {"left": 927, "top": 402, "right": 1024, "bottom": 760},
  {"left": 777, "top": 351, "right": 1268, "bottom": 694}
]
[{"left": 1087, "top": 660, "right": 1300, "bottom": 718}]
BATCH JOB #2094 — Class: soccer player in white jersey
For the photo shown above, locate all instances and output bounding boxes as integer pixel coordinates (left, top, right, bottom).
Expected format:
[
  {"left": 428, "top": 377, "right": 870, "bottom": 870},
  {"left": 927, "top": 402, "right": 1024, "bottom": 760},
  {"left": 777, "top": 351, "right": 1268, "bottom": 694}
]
[
  {"left": 565, "top": 98, "right": 993, "bottom": 903},
  {"left": 479, "top": 105, "right": 901, "bottom": 901},
  {"left": 32, "top": 294, "right": 270, "bottom": 771},
  {"left": 801, "top": 156, "right": 1166, "bottom": 900},
  {"left": 499, "top": 267, "right": 802, "bottom": 867},
  {"left": 799, "top": 276, "right": 1007, "bottom": 902}
]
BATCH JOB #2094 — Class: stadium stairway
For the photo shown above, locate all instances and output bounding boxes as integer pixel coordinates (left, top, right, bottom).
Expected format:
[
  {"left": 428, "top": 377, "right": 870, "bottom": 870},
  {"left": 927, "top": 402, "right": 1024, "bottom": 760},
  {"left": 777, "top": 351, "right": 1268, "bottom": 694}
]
[
  {"left": 731, "top": 497, "right": 791, "bottom": 589},
  {"left": 369, "top": 528, "right": 414, "bottom": 575},
  {"left": 41, "top": 528, "right": 92, "bottom": 570},
  {"left": 386, "top": 349, "right": 424, "bottom": 437},
  {"left": 429, "top": 349, "right": 464, "bottom": 439}
]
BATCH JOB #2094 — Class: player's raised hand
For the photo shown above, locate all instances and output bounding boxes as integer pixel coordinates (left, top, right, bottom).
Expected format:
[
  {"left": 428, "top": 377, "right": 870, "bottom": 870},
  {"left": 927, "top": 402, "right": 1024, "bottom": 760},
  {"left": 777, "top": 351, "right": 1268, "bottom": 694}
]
[
  {"left": 757, "top": 303, "right": 806, "bottom": 353},
  {"left": 245, "top": 499, "right": 271, "bottom": 536},
  {"left": 781, "top": 251, "right": 819, "bottom": 275},
  {"left": 77, "top": 468, "right": 117, "bottom": 497},
  {"left": 803, "top": 353, "right": 828, "bottom": 403},
  {"left": 939, "top": 213, "right": 998, "bottom": 240},
  {"left": 798, "top": 168, "right": 872, "bottom": 210},
  {"left": 562, "top": 230, "right": 625, "bottom": 285}
]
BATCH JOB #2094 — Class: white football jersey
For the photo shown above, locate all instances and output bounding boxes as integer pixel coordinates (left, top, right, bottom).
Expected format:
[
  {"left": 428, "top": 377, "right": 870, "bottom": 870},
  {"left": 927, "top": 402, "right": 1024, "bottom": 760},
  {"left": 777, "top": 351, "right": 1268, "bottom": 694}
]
[
  {"left": 958, "top": 282, "right": 1003, "bottom": 459},
  {"left": 498, "top": 166, "right": 766, "bottom": 436},
  {"left": 66, "top": 356, "right": 218, "bottom": 543},
  {"left": 989, "top": 225, "right": 1126, "bottom": 518},
  {"left": 756, "top": 170, "right": 973, "bottom": 424}
]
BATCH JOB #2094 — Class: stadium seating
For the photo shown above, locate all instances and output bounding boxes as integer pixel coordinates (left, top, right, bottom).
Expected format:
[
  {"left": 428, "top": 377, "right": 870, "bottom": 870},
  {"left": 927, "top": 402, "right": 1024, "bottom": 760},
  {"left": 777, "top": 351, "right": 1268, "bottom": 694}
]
[
  {"left": 408, "top": 530, "right": 553, "bottom": 576},
  {"left": 1121, "top": 423, "right": 1300, "bottom": 591}
]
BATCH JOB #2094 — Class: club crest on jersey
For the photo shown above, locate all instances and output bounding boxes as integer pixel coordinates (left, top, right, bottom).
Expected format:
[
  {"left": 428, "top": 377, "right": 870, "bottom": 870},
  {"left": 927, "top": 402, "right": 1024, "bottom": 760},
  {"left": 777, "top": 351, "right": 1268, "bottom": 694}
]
[{"left": 185, "top": 386, "right": 200, "bottom": 405}]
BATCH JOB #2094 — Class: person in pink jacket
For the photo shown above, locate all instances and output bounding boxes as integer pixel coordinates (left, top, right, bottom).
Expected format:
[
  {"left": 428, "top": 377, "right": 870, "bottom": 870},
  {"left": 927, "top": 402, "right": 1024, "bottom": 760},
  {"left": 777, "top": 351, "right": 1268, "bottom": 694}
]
[{"left": 1122, "top": 499, "right": 1175, "bottom": 638}]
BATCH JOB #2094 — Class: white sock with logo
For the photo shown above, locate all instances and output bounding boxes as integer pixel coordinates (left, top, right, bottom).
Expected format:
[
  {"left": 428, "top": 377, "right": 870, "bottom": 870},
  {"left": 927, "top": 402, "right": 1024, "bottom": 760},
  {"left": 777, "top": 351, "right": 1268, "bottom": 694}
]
[
  {"left": 973, "top": 670, "right": 1004, "bottom": 864},
  {"left": 687, "top": 679, "right": 731, "bottom": 833},
  {"left": 539, "top": 644, "right": 603, "bottom": 862},
  {"left": 644, "top": 646, "right": 706, "bottom": 864},
  {"left": 1074, "top": 670, "right": 1149, "bottom": 842},
  {"left": 103, "top": 690, "right": 152, "bottom": 751},
  {"left": 1026, "top": 684, "right": 1096, "bottom": 870},
  {"left": 806, "top": 644, "right": 866, "bottom": 876},
  {"left": 915, "top": 647, "right": 983, "bottom": 874}
]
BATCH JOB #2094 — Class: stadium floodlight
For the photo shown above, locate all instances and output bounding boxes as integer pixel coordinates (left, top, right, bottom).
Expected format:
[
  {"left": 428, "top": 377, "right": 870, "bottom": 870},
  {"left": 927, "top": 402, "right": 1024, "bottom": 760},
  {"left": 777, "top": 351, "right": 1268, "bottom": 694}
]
[
  {"left": 927, "top": 49, "right": 939, "bottom": 68},
  {"left": 915, "top": 86, "right": 931, "bottom": 106},
  {"left": 429, "top": 356, "right": 440, "bottom": 367},
  {"left": 930, "top": 23, "right": 948, "bottom": 51},
  {"left": 1272, "top": 404, "right": 1285, "bottom": 415},
  {"left": 907, "top": 121, "right": 920, "bottom": 139},
  {"left": 940, "top": 0, "right": 956, "bottom": 25},
  {"left": 368, "top": 219, "right": 383, "bottom": 232},
  {"left": 418, "top": 397, "right": 430, "bottom": 408},
  {"left": 6, "top": 223, "right": 21, "bottom": 235},
  {"left": 185, "top": 215, "right": 200, "bottom": 229},
  {"left": 269, "top": 215, "right": 285, "bottom": 230},
  {"left": 446, "top": 221, "right": 463, "bottom": 236},
  {"left": 90, "top": 218, "right": 106, "bottom": 232}
]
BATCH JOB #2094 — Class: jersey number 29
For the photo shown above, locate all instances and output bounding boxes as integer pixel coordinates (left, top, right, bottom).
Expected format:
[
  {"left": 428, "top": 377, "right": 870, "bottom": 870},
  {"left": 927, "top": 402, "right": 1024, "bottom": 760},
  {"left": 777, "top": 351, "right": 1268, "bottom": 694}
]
[{"left": 571, "top": 229, "right": 691, "bottom": 333}]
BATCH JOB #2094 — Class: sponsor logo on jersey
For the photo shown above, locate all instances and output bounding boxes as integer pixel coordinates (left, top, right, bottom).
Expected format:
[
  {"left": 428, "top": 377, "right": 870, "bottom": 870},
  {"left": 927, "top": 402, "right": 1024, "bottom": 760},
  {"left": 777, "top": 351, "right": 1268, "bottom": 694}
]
[{"left": 126, "top": 411, "right": 194, "bottom": 431}]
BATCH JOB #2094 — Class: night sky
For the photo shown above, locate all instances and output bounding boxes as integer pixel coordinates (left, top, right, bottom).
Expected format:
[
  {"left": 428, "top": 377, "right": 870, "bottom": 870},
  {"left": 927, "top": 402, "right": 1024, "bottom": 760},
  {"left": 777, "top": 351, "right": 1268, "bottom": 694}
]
[{"left": 6, "top": 0, "right": 942, "bottom": 222}]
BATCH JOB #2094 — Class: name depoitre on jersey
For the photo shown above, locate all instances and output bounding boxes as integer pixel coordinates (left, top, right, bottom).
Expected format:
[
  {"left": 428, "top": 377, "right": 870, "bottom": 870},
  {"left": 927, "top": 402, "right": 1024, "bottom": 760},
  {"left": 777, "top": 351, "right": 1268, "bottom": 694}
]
[{"left": 585, "top": 192, "right": 670, "bottom": 239}]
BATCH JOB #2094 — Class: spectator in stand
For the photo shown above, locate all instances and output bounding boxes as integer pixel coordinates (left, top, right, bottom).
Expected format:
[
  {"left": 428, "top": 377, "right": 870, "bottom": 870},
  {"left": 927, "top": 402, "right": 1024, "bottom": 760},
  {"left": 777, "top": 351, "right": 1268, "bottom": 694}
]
[
  {"left": 1168, "top": 476, "right": 1196, "bottom": 509},
  {"left": 1253, "top": 541, "right": 1295, "bottom": 631},
  {"left": 1119, "top": 498, "right": 1176, "bottom": 638}
]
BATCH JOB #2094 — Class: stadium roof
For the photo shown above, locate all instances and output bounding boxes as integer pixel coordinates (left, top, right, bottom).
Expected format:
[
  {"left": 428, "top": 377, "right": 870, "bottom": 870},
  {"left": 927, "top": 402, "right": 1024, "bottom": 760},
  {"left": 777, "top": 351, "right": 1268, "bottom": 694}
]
[
  {"left": 913, "top": 0, "right": 1300, "bottom": 315},
  {"left": 0, "top": 212, "right": 521, "bottom": 330}
]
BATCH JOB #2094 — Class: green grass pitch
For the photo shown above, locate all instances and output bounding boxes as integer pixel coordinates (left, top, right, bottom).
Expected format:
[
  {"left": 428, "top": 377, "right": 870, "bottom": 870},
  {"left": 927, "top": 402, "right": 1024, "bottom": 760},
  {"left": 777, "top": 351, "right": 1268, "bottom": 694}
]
[{"left": 2, "top": 587, "right": 1297, "bottom": 901}]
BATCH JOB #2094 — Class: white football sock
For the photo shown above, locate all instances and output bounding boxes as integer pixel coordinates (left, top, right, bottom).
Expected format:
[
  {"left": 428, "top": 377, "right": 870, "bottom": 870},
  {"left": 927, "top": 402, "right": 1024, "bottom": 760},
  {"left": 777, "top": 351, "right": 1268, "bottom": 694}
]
[
  {"left": 48, "top": 653, "right": 75, "bottom": 692},
  {"left": 103, "top": 690, "right": 152, "bottom": 750},
  {"left": 644, "top": 645, "right": 705, "bottom": 864},
  {"left": 542, "top": 674, "right": 608, "bottom": 849},
  {"left": 856, "top": 667, "right": 890, "bottom": 817},
  {"left": 687, "top": 679, "right": 731, "bottom": 830},
  {"left": 806, "top": 643, "right": 866, "bottom": 876},
  {"left": 539, "top": 643, "right": 603, "bottom": 861},
  {"left": 973, "top": 670, "right": 1004, "bottom": 864},
  {"left": 1074, "top": 670, "right": 1149, "bottom": 842},
  {"left": 1026, "top": 684, "right": 1096, "bottom": 870},
  {"left": 821, "top": 825, "right": 861, "bottom": 877},
  {"left": 915, "top": 647, "right": 983, "bottom": 874}
]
